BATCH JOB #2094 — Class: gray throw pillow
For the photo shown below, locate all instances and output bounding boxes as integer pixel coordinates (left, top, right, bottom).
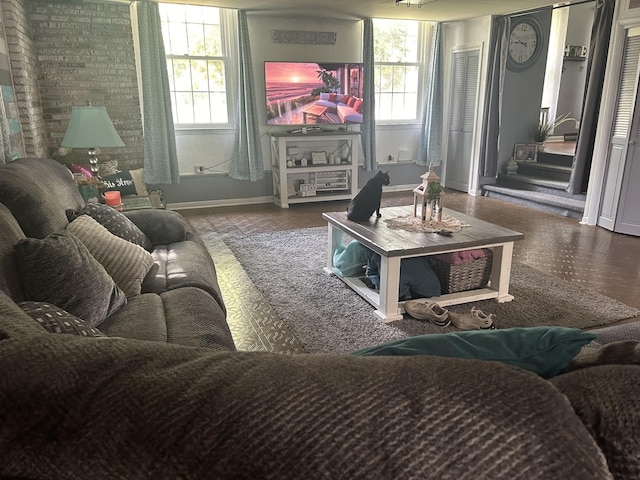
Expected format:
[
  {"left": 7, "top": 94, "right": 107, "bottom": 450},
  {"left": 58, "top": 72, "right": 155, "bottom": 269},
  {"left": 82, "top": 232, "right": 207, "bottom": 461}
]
[
  {"left": 66, "top": 203, "right": 152, "bottom": 251},
  {"left": 19, "top": 301, "right": 106, "bottom": 337},
  {"left": 67, "top": 215, "right": 155, "bottom": 298},
  {"left": 13, "top": 232, "right": 126, "bottom": 327}
]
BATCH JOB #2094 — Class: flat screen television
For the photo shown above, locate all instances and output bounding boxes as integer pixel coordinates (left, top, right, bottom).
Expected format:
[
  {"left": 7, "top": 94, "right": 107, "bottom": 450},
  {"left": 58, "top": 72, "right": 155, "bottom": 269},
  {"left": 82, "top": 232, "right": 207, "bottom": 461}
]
[{"left": 265, "top": 61, "right": 364, "bottom": 126}]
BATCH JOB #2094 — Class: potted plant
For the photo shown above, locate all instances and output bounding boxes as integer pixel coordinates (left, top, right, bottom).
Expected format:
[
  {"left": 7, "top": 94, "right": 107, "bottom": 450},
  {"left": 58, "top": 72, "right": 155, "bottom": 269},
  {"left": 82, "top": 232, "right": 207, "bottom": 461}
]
[{"left": 530, "top": 112, "right": 575, "bottom": 151}]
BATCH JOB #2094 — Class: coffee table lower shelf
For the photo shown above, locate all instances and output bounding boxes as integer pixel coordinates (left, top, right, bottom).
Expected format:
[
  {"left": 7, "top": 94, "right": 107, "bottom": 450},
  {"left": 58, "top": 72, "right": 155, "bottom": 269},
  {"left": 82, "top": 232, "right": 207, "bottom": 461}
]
[{"left": 324, "top": 269, "right": 511, "bottom": 322}]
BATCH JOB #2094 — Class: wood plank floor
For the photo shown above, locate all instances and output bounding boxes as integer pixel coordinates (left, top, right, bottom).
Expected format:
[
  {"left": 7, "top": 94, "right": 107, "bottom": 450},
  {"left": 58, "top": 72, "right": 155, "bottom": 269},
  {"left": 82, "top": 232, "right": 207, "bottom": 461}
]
[{"left": 182, "top": 190, "right": 640, "bottom": 351}]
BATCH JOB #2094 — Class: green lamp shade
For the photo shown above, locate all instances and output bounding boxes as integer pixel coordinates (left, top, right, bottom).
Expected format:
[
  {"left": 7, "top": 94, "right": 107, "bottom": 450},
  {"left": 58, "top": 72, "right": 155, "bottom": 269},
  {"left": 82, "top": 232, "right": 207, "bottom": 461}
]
[{"left": 61, "top": 106, "right": 125, "bottom": 148}]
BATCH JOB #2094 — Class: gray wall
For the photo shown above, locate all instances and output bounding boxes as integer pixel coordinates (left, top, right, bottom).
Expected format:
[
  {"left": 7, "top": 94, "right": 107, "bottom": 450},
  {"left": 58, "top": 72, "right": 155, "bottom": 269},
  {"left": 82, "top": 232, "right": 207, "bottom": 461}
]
[{"left": 498, "top": 9, "right": 553, "bottom": 174}]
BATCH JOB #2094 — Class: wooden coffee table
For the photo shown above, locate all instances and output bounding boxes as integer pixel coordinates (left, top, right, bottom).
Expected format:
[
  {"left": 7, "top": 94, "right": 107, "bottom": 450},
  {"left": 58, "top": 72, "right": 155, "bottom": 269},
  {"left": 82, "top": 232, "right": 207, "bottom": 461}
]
[
  {"left": 323, "top": 206, "right": 524, "bottom": 322},
  {"left": 302, "top": 104, "right": 328, "bottom": 123}
]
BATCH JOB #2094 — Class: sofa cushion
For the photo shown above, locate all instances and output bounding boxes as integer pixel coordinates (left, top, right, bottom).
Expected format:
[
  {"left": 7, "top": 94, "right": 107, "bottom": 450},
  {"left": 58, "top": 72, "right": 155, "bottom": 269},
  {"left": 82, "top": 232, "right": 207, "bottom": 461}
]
[
  {"left": 143, "top": 236, "right": 225, "bottom": 313},
  {"left": 67, "top": 215, "right": 155, "bottom": 298},
  {"left": 0, "top": 290, "right": 49, "bottom": 338},
  {"left": 552, "top": 361, "right": 640, "bottom": 480},
  {"left": 13, "top": 232, "right": 126, "bottom": 327},
  {"left": 0, "top": 335, "right": 611, "bottom": 479},
  {"left": 123, "top": 209, "right": 187, "bottom": 246},
  {"left": 0, "top": 204, "right": 26, "bottom": 301},
  {"left": 67, "top": 203, "right": 152, "bottom": 251},
  {"left": 0, "top": 158, "right": 84, "bottom": 239},
  {"left": 352, "top": 326, "right": 596, "bottom": 379},
  {"left": 99, "top": 287, "right": 234, "bottom": 350},
  {"left": 19, "top": 301, "right": 105, "bottom": 337}
]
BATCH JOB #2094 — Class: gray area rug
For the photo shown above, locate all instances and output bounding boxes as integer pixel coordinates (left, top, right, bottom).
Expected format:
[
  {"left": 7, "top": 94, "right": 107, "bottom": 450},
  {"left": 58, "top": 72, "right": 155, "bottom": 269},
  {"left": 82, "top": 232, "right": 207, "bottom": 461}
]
[{"left": 218, "top": 227, "right": 639, "bottom": 354}]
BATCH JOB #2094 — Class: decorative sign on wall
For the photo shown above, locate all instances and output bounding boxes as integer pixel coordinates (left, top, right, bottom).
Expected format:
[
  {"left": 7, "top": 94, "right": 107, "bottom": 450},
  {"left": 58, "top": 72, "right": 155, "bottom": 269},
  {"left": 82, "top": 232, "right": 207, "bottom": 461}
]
[{"left": 271, "top": 30, "right": 337, "bottom": 45}]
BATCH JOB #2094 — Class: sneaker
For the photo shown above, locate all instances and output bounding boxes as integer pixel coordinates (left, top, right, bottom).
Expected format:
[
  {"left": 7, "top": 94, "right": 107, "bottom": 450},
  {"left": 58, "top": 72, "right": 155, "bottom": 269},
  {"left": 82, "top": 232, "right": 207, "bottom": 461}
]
[
  {"left": 471, "top": 307, "right": 496, "bottom": 329},
  {"left": 404, "top": 301, "right": 451, "bottom": 327},
  {"left": 450, "top": 307, "right": 495, "bottom": 330}
]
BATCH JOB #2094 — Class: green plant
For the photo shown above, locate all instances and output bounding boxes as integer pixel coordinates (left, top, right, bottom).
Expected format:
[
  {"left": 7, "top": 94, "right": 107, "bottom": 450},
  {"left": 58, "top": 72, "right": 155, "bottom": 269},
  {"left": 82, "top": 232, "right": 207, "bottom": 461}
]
[
  {"left": 316, "top": 69, "right": 340, "bottom": 92},
  {"left": 427, "top": 182, "right": 442, "bottom": 201},
  {"left": 530, "top": 112, "right": 575, "bottom": 143}
]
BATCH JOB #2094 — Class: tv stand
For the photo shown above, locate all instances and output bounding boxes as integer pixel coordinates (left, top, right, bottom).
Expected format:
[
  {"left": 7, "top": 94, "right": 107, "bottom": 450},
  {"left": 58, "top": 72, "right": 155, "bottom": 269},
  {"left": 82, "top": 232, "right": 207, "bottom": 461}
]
[{"left": 270, "top": 131, "right": 360, "bottom": 208}]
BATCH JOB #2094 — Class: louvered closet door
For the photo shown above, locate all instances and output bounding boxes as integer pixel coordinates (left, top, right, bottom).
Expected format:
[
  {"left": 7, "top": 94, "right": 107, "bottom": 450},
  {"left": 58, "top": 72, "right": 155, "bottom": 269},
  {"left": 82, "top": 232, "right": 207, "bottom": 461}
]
[
  {"left": 445, "top": 49, "right": 479, "bottom": 192},
  {"left": 598, "top": 30, "right": 640, "bottom": 235}
]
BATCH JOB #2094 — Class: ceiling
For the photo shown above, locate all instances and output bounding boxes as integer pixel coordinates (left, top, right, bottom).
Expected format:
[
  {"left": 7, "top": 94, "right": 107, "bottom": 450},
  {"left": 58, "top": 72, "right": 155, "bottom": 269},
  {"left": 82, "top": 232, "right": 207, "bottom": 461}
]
[{"left": 168, "top": 0, "right": 564, "bottom": 22}]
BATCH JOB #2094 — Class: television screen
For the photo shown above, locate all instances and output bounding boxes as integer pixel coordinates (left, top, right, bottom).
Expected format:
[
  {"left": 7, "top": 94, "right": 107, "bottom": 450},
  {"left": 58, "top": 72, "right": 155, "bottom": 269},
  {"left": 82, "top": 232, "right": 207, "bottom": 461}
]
[{"left": 265, "top": 61, "right": 364, "bottom": 126}]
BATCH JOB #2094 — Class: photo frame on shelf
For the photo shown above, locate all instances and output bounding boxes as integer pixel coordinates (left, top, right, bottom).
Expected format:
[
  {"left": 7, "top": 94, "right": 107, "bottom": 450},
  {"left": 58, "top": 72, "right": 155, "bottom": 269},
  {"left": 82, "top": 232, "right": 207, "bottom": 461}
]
[
  {"left": 311, "top": 151, "right": 328, "bottom": 165},
  {"left": 514, "top": 143, "right": 538, "bottom": 162}
]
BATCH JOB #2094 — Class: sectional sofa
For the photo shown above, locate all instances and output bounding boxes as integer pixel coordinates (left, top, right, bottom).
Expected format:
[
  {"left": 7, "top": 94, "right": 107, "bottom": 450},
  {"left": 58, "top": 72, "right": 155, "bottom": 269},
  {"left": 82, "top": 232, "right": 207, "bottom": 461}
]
[
  {"left": 1, "top": 157, "right": 639, "bottom": 479},
  {"left": 315, "top": 92, "right": 364, "bottom": 123}
]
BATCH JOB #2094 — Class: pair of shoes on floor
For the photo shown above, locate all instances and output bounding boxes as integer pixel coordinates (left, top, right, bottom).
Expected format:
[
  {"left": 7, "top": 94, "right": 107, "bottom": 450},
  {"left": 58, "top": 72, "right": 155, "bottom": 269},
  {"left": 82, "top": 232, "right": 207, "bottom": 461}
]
[
  {"left": 403, "top": 300, "right": 452, "bottom": 327},
  {"left": 450, "top": 306, "right": 496, "bottom": 330},
  {"left": 404, "top": 301, "right": 496, "bottom": 330}
]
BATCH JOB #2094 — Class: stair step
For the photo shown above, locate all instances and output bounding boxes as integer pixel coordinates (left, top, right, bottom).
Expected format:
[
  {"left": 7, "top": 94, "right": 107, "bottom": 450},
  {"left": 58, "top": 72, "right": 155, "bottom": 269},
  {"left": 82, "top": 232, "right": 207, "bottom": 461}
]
[
  {"left": 498, "top": 173, "right": 569, "bottom": 191},
  {"left": 515, "top": 161, "right": 571, "bottom": 182},
  {"left": 536, "top": 151, "right": 574, "bottom": 168},
  {"left": 482, "top": 184, "right": 585, "bottom": 219}
]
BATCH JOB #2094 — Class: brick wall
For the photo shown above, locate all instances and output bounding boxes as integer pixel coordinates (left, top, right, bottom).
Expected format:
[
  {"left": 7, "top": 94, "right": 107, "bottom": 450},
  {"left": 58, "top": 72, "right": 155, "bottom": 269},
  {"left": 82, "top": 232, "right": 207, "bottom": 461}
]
[{"left": 6, "top": 0, "right": 143, "bottom": 169}]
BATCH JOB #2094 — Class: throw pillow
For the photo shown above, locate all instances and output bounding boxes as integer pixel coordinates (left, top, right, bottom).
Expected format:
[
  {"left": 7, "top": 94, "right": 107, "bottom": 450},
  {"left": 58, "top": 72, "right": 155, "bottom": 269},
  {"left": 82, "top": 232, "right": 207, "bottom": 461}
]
[
  {"left": 101, "top": 171, "right": 138, "bottom": 196},
  {"left": 13, "top": 232, "right": 126, "bottom": 327},
  {"left": 128, "top": 168, "right": 149, "bottom": 196},
  {"left": 67, "top": 215, "right": 155, "bottom": 298},
  {"left": 351, "top": 326, "right": 596, "bottom": 379},
  {"left": 19, "top": 301, "right": 105, "bottom": 337},
  {"left": 66, "top": 203, "right": 152, "bottom": 251}
]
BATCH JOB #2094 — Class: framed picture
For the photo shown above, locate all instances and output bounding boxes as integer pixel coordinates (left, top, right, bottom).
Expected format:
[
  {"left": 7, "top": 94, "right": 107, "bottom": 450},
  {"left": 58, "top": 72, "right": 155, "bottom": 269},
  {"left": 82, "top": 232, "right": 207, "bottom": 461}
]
[{"left": 514, "top": 144, "right": 538, "bottom": 162}]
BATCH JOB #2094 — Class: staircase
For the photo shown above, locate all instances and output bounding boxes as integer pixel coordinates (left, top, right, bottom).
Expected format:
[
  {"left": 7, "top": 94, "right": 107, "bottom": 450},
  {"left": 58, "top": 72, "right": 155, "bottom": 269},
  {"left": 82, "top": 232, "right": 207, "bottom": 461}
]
[{"left": 482, "top": 142, "right": 586, "bottom": 219}]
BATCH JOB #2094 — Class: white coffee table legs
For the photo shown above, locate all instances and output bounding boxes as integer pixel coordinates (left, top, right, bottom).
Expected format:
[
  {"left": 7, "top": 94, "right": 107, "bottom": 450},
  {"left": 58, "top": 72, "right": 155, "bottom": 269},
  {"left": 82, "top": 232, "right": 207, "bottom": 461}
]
[{"left": 376, "top": 256, "right": 403, "bottom": 321}]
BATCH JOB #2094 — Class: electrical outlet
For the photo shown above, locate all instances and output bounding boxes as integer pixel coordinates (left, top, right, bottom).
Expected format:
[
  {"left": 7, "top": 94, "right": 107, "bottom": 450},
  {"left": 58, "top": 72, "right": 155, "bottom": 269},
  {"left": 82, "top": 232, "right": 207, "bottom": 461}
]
[
  {"left": 194, "top": 165, "right": 204, "bottom": 174},
  {"left": 387, "top": 154, "right": 394, "bottom": 162}
]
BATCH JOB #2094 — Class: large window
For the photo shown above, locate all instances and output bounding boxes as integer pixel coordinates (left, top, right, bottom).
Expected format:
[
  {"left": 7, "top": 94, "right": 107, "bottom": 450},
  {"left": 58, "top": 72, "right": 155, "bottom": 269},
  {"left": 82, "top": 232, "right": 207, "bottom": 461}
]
[
  {"left": 159, "top": 4, "right": 231, "bottom": 126},
  {"left": 373, "top": 19, "right": 423, "bottom": 122}
]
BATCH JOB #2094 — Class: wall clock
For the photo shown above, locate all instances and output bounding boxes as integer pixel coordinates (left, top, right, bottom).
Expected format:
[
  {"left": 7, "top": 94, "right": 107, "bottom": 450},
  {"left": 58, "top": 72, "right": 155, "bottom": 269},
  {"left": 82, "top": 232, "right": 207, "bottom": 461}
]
[{"left": 507, "top": 16, "right": 543, "bottom": 72}]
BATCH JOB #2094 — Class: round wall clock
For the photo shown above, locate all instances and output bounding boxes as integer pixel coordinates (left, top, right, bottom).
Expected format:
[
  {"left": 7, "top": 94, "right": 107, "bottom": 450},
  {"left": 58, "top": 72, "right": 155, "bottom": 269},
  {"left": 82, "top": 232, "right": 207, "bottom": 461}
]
[{"left": 507, "top": 16, "right": 543, "bottom": 72}]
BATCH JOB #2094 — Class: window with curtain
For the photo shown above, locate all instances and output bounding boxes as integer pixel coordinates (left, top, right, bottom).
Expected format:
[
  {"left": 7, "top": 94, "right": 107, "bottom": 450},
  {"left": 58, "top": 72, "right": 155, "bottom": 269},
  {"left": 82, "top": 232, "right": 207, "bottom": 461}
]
[
  {"left": 373, "top": 19, "right": 425, "bottom": 123},
  {"left": 159, "top": 3, "right": 232, "bottom": 127}
]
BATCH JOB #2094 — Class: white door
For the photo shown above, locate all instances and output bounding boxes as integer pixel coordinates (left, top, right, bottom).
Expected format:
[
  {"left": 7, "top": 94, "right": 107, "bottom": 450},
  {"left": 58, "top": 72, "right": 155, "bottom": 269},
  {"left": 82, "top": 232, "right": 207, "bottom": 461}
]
[
  {"left": 446, "top": 49, "right": 479, "bottom": 192},
  {"left": 598, "top": 30, "right": 640, "bottom": 236}
]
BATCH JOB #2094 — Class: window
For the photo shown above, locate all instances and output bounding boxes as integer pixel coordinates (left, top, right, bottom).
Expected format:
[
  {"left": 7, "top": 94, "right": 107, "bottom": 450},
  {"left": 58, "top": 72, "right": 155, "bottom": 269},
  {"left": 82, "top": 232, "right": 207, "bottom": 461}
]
[
  {"left": 159, "top": 4, "right": 232, "bottom": 126},
  {"left": 373, "top": 19, "right": 423, "bottom": 122}
]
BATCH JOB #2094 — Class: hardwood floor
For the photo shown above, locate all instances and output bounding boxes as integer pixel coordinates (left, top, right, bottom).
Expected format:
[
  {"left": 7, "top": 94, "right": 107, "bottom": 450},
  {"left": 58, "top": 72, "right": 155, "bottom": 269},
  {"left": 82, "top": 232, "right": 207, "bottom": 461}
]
[{"left": 182, "top": 190, "right": 640, "bottom": 350}]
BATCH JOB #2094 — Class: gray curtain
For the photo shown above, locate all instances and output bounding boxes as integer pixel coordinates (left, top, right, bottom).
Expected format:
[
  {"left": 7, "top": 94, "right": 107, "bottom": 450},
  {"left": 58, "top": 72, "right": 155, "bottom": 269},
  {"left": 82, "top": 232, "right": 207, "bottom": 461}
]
[
  {"left": 478, "top": 16, "right": 509, "bottom": 177},
  {"left": 362, "top": 18, "right": 377, "bottom": 172},
  {"left": 229, "top": 10, "right": 264, "bottom": 181},
  {"left": 417, "top": 23, "right": 443, "bottom": 167},
  {"left": 136, "top": 0, "right": 180, "bottom": 185},
  {"left": 567, "top": 0, "right": 614, "bottom": 194}
]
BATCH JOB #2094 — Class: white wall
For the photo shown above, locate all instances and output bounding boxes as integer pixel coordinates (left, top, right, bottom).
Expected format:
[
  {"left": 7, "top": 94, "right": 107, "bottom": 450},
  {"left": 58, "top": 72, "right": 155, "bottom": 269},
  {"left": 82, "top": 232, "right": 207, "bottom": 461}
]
[{"left": 176, "top": 12, "right": 425, "bottom": 178}]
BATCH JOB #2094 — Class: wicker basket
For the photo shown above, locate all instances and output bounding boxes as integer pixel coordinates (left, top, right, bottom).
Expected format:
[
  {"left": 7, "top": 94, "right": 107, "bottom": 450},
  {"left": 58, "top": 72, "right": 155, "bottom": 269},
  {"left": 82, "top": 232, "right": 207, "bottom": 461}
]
[{"left": 430, "top": 249, "right": 493, "bottom": 294}]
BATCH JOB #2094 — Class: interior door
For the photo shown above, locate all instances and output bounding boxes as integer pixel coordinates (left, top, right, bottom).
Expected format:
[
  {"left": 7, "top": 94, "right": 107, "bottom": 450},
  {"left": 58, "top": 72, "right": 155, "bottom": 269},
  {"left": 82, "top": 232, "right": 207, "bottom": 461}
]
[
  {"left": 615, "top": 91, "right": 640, "bottom": 235},
  {"left": 598, "top": 29, "right": 640, "bottom": 236},
  {"left": 445, "top": 49, "right": 479, "bottom": 192}
]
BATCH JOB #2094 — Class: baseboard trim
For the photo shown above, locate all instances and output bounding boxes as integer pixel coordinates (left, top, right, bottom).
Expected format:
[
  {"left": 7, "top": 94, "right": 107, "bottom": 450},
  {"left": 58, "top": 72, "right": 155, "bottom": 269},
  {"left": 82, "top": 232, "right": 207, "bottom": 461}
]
[
  {"left": 168, "top": 186, "right": 415, "bottom": 210},
  {"left": 167, "top": 196, "right": 274, "bottom": 210}
]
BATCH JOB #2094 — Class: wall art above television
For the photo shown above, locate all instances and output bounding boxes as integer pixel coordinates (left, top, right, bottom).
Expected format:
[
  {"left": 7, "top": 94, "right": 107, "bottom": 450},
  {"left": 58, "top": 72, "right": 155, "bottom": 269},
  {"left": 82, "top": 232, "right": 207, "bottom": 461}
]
[{"left": 265, "top": 61, "right": 364, "bottom": 126}]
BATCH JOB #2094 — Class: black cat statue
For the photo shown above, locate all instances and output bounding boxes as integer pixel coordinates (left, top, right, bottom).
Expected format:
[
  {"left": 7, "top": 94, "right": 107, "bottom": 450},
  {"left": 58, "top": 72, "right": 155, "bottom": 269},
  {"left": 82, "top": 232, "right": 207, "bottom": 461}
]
[{"left": 347, "top": 171, "right": 390, "bottom": 222}]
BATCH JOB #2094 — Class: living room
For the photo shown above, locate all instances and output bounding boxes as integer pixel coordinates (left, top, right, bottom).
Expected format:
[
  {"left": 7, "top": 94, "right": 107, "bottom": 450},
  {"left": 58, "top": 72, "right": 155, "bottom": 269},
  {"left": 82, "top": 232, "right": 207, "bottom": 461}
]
[{"left": 2, "top": 0, "right": 640, "bottom": 477}]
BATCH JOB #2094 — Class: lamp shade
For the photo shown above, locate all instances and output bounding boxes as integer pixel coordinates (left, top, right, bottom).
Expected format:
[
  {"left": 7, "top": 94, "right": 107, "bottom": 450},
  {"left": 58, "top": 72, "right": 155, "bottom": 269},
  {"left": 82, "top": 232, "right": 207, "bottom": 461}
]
[{"left": 61, "top": 106, "right": 125, "bottom": 148}]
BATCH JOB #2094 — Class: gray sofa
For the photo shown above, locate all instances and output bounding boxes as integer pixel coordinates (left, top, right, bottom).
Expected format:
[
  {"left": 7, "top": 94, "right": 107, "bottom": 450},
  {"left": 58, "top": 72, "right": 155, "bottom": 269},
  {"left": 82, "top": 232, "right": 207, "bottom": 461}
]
[
  {"left": 1, "top": 158, "right": 640, "bottom": 479},
  {"left": 0, "top": 157, "right": 234, "bottom": 350}
]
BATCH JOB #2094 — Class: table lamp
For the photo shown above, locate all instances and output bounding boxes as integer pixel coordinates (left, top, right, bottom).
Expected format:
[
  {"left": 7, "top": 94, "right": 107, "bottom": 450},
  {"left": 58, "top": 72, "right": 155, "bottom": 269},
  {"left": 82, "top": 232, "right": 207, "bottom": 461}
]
[{"left": 61, "top": 105, "right": 125, "bottom": 178}]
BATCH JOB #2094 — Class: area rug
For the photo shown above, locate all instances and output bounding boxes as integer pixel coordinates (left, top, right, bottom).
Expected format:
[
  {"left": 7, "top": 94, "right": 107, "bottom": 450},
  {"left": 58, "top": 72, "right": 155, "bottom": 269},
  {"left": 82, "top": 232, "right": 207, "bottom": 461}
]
[{"left": 214, "top": 227, "right": 639, "bottom": 354}]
